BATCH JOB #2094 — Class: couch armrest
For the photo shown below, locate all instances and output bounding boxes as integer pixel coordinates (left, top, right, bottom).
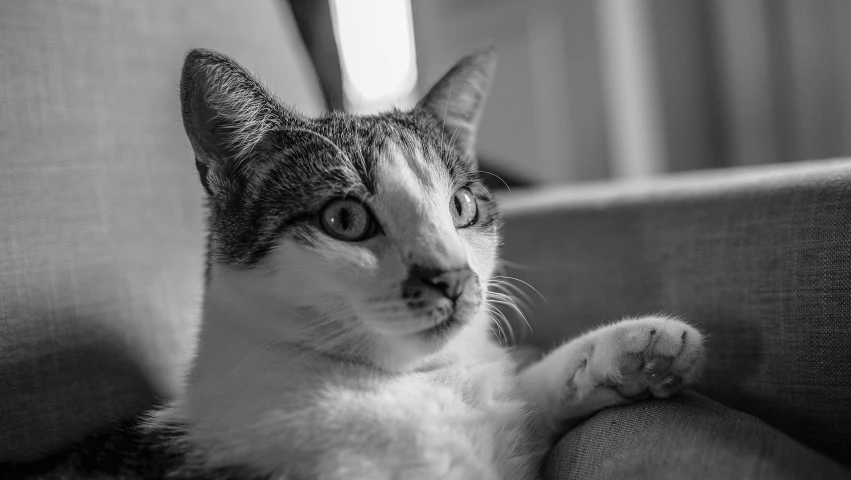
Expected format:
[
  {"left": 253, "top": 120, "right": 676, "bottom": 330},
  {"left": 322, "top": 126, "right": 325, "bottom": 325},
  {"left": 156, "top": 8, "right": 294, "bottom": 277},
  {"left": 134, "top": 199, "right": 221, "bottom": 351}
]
[{"left": 498, "top": 159, "right": 851, "bottom": 463}]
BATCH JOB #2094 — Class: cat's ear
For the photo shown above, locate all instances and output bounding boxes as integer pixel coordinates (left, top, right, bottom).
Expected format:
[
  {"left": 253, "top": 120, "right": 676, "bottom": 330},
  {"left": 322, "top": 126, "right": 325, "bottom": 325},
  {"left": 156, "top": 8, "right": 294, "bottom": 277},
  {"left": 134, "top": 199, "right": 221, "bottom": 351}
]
[
  {"left": 416, "top": 46, "right": 497, "bottom": 161},
  {"left": 180, "top": 48, "right": 295, "bottom": 196}
]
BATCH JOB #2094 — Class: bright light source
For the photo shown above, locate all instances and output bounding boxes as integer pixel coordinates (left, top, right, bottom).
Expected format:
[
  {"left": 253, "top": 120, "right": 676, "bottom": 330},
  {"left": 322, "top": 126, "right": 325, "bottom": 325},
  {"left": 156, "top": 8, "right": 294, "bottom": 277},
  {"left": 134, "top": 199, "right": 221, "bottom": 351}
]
[{"left": 330, "top": 0, "right": 418, "bottom": 111}]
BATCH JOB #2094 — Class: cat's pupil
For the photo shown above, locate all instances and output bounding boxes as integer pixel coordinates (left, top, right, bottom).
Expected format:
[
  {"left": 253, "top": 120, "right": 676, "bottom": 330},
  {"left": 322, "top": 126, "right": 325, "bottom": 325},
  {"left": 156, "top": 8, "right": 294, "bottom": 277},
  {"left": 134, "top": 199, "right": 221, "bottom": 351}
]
[
  {"left": 454, "top": 195, "right": 463, "bottom": 216},
  {"left": 339, "top": 207, "right": 350, "bottom": 231}
]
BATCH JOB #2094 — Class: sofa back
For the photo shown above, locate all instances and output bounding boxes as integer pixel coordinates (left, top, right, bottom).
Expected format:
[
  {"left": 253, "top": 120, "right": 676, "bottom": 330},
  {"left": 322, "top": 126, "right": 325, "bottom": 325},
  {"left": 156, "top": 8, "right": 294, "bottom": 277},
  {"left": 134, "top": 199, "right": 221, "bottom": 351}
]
[{"left": 0, "top": 0, "right": 322, "bottom": 461}]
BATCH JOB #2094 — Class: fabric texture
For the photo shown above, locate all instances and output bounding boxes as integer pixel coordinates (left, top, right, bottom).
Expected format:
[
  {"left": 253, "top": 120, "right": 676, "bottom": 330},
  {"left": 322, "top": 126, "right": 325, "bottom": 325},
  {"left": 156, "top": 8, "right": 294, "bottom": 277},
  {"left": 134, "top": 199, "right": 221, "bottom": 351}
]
[
  {"left": 500, "top": 159, "right": 851, "bottom": 466},
  {"left": 543, "top": 392, "right": 850, "bottom": 480},
  {"left": 0, "top": 0, "right": 323, "bottom": 462}
]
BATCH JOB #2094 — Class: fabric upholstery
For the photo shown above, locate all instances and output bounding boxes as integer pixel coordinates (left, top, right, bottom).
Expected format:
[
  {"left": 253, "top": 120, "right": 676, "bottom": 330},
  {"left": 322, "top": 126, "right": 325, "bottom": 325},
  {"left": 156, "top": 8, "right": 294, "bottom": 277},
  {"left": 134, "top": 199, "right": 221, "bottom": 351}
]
[
  {"left": 543, "top": 392, "right": 850, "bottom": 480},
  {"left": 500, "top": 159, "right": 851, "bottom": 465},
  {"left": 0, "top": 0, "right": 323, "bottom": 462}
]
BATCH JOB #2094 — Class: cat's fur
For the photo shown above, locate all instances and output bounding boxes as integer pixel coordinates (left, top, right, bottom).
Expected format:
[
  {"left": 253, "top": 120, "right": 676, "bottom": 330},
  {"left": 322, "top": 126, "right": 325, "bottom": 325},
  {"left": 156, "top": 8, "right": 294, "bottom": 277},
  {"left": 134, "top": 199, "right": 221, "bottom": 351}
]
[{"left": 6, "top": 48, "right": 705, "bottom": 480}]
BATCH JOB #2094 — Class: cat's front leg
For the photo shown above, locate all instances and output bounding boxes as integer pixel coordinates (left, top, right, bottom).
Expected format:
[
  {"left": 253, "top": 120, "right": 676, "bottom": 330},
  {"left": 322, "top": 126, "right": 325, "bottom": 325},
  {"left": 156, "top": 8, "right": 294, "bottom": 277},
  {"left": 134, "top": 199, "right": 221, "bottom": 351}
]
[{"left": 517, "top": 315, "right": 706, "bottom": 438}]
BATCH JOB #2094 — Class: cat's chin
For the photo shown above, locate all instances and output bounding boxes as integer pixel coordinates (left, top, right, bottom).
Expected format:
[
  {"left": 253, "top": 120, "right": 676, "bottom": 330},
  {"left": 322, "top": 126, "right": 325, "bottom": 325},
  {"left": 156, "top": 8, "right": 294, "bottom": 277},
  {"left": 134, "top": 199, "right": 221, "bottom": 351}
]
[{"left": 413, "top": 314, "right": 464, "bottom": 339}]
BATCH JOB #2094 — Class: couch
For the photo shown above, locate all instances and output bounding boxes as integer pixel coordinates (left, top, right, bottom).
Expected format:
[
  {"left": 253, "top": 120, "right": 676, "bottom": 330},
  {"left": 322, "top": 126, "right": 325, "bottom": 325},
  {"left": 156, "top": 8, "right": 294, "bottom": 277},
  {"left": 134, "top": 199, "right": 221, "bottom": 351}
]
[
  {"left": 2, "top": 1, "right": 849, "bottom": 478},
  {"left": 499, "top": 162, "right": 851, "bottom": 477}
]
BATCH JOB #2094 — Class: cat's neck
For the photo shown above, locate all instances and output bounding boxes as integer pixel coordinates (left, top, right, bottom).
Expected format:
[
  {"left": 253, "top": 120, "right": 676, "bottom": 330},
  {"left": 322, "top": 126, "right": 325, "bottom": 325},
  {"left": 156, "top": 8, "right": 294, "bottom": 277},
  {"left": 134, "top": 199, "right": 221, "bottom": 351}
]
[
  {"left": 184, "top": 269, "right": 355, "bottom": 393},
  {"left": 184, "top": 268, "right": 427, "bottom": 388}
]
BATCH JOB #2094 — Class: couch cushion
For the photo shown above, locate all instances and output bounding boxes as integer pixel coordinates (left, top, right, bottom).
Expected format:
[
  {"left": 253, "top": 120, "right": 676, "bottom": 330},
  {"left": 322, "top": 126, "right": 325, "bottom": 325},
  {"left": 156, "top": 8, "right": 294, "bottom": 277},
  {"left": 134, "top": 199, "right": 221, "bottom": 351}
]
[
  {"left": 0, "top": 0, "right": 322, "bottom": 462},
  {"left": 543, "top": 393, "right": 850, "bottom": 480},
  {"left": 500, "top": 159, "right": 851, "bottom": 463}
]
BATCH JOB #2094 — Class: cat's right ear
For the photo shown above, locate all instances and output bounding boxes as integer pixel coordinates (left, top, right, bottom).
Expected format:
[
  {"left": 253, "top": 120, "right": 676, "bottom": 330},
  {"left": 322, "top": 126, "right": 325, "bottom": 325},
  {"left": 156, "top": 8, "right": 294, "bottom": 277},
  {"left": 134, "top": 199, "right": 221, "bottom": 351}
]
[
  {"left": 416, "top": 47, "right": 497, "bottom": 162},
  {"left": 180, "top": 48, "right": 294, "bottom": 197}
]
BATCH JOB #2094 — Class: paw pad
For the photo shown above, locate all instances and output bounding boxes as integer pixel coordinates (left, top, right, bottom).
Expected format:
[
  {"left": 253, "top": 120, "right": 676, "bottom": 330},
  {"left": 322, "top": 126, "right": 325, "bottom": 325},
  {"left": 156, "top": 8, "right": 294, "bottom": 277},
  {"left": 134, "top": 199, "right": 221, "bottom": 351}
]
[{"left": 593, "top": 316, "right": 705, "bottom": 400}]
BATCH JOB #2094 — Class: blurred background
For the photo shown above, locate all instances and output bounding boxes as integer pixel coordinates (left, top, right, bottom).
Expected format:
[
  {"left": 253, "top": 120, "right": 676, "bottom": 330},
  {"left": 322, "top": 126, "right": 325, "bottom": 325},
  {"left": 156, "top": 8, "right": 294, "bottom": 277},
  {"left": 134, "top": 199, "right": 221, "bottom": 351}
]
[{"left": 288, "top": 0, "right": 851, "bottom": 190}]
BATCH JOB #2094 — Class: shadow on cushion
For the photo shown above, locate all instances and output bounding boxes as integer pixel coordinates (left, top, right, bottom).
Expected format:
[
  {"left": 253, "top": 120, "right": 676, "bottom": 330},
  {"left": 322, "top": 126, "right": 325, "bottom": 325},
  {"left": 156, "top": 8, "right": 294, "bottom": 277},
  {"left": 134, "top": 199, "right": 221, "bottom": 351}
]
[{"left": 0, "top": 314, "right": 158, "bottom": 463}]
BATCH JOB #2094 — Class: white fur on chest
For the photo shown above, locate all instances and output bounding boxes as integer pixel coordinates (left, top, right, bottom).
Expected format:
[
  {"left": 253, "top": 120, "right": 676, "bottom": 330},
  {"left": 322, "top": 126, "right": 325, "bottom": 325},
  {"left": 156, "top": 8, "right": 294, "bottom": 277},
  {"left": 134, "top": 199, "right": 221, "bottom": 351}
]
[{"left": 158, "top": 307, "right": 537, "bottom": 478}]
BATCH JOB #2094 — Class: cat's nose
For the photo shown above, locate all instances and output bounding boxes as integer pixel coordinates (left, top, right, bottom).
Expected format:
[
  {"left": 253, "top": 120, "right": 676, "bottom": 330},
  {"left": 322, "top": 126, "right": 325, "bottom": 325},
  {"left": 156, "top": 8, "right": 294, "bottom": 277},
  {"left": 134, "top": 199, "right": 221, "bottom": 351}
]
[{"left": 407, "top": 265, "right": 474, "bottom": 302}]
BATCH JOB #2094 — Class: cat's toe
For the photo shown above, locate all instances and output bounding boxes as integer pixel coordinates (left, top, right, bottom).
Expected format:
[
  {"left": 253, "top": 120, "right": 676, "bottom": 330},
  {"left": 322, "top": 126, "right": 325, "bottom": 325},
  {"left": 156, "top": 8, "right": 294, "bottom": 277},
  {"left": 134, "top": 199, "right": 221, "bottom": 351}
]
[
  {"left": 650, "top": 373, "right": 684, "bottom": 398},
  {"left": 607, "top": 316, "right": 705, "bottom": 398}
]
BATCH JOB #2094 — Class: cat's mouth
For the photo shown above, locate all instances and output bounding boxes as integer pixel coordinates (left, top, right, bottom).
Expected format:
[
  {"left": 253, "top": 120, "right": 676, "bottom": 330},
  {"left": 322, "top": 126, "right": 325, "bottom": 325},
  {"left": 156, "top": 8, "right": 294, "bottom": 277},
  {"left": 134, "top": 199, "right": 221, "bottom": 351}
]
[{"left": 418, "top": 315, "right": 462, "bottom": 337}]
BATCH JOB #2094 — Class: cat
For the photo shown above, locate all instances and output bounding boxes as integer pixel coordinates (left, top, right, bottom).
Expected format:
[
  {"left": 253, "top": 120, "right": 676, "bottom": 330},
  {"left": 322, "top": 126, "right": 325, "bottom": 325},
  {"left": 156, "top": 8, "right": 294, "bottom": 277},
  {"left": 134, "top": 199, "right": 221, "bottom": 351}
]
[{"left": 5, "top": 48, "right": 705, "bottom": 480}]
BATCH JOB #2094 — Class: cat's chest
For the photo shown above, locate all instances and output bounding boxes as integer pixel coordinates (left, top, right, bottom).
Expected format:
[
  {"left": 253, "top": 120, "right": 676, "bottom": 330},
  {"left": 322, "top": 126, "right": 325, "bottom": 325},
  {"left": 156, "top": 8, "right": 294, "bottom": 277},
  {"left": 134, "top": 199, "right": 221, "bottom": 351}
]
[{"left": 416, "top": 358, "right": 522, "bottom": 410}]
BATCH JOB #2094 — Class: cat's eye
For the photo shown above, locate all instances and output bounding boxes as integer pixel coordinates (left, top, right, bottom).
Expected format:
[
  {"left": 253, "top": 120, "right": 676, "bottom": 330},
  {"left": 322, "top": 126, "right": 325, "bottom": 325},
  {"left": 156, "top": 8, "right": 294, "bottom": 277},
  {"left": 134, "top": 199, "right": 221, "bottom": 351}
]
[
  {"left": 450, "top": 187, "right": 478, "bottom": 228},
  {"left": 319, "top": 199, "right": 377, "bottom": 242}
]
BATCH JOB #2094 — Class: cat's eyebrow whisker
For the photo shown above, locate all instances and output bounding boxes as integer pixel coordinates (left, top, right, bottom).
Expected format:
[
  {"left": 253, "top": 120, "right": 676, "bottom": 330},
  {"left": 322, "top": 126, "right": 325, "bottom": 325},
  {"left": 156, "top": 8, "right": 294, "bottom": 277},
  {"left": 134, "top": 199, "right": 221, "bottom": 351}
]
[
  {"left": 286, "top": 126, "right": 354, "bottom": 167},
  {"left": 341, "top": 183, "right": 360, "bottom": 199},
  {"left": 352, "top": 114, "right": 370, "bottom": 185},
  {"left": 475, "top": 171, "right": 511, "bottom": 192},
  {"left": 446, "top": 110, "right": 473, "bottom": 149},
  {"left": 468, "top": 180, "right": 488, "bottom": 192},
  {"left": 354, "top": 94, "right": 363, "bottom": 116}
]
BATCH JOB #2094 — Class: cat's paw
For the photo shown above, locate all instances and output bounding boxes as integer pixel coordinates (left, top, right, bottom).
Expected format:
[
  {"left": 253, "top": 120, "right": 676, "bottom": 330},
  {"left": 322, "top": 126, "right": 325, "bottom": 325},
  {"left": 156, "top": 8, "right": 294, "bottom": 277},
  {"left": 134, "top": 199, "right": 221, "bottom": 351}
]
[{"left": 585, "top": 316, "right": 705, "bottom": 399}]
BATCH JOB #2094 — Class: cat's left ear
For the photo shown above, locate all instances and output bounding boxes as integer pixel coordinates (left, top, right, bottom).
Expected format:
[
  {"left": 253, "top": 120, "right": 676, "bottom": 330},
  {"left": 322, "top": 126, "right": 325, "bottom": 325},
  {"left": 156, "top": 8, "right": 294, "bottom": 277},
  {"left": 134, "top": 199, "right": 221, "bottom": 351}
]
[
  {"left": 180, "top": 48, "right": 299, "bottom": 197},
  {"left": 416, "top": 46, "right": 497, "bottom": 162}
]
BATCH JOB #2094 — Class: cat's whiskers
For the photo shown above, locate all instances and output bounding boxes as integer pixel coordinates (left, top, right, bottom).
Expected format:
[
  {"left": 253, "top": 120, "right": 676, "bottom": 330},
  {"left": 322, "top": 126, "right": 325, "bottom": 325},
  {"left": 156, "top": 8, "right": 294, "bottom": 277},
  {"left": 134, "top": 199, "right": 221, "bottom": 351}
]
[
  {"left": 487, "top": 291, "right": 532, "bottom": 335},
  {"left": 488, "top": 279, "right": 533, "bottom": 309},
  {"left": 491, "top": 275, "right": 546, "bottom": 302},
  {"left": 484, "top": 305, "right": 510, "bottom": 346},
  {"left": 487, "top": 323, "right": 502, "bottom": 344},
  {"left": 483, "top": 276, "right": 536, "bottom": 346}
]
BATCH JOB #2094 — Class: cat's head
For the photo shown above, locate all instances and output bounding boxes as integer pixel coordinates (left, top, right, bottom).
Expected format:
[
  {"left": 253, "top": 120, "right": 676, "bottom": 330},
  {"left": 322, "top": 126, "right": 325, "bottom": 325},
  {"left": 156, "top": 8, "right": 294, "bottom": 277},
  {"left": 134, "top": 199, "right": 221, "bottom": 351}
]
[{"left": 180, "top": 48, "right": 499, "bottom": 371}]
